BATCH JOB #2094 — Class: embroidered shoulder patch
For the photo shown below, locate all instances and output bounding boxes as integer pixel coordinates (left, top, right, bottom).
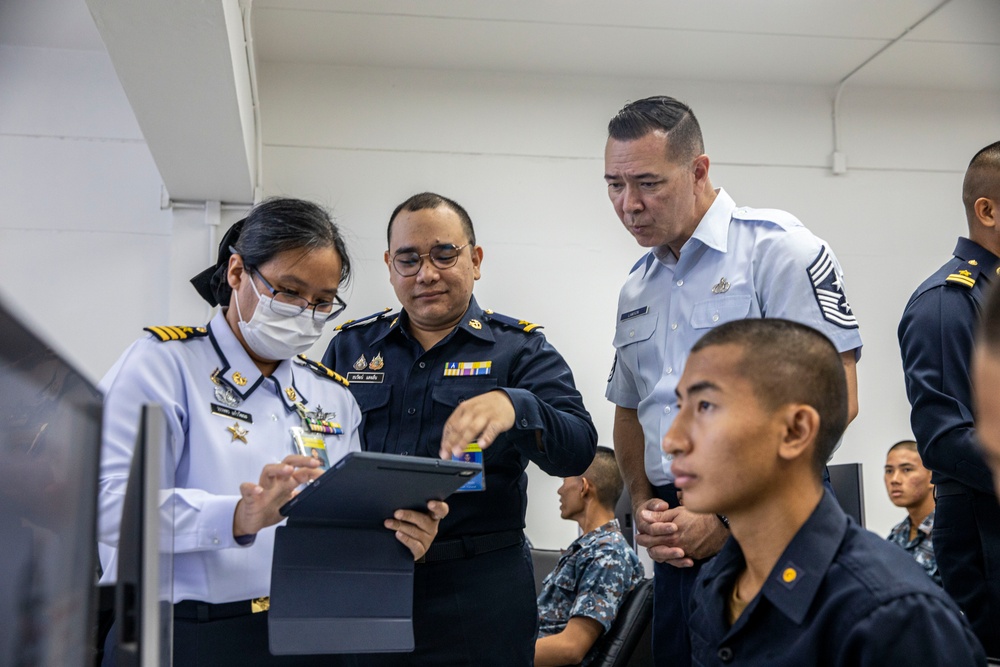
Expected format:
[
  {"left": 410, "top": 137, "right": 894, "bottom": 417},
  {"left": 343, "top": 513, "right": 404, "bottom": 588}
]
[
  {"left": 807, "top": 246, "right": 858, "bottom": 330},
  {"left": 144, "top": 325, "right": 208, "bottom": 342},
  {"left": 295, "top": 355, "right": 350, "bottom": 387}
]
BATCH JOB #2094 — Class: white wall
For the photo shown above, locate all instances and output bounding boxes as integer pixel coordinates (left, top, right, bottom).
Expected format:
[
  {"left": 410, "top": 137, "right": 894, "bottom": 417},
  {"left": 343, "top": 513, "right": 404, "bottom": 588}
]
[
  {"left": 4, "top": 18, "right": 999, "bottom": 551},
  {"left": 0, "top": 42, "right": 247, "bottom": 383},
  {"left": 258, "top": 62, "right": 1000, "bottom": 546}
]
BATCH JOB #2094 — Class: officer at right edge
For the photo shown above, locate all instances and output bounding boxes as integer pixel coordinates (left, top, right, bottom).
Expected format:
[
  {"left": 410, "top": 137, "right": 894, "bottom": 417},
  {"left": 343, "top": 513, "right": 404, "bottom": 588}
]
[{"left": 898, "top": 140, "right": 1000, "bottom": 658}]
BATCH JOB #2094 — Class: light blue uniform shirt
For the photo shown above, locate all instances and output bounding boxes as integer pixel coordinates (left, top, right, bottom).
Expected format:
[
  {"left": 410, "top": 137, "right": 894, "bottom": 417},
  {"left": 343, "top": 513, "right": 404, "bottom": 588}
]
[
  {"left": 97, "top": 311, "right": 360, "bottom": 603},
  {"left": 606, "top": 189, "right": 862, "bottom": 486}
]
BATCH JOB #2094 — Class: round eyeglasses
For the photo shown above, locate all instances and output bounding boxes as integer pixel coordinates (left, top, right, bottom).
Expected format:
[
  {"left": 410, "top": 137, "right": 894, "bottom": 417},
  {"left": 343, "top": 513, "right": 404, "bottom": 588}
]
[
  {"left": 391, "top": 243, "right": 470, "bottom": 277},
  {"left": 248, "top": 268, "right": 346, "bottom": 322}
]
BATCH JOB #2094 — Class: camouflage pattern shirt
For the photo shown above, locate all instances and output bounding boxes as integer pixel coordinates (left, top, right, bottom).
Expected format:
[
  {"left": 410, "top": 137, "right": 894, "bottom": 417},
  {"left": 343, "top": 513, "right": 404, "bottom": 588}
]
[
  {"left": 536, "top": 519, "right": 645, "bottom": 665},
  {"left": 887, "top": 510, "right": 942, "bottom": 587}
]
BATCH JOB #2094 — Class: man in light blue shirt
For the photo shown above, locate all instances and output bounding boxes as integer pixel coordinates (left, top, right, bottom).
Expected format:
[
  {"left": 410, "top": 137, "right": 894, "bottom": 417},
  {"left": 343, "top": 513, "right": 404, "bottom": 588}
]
[{"left": 603, "top": 95, "right": 862, "bottom": 666}]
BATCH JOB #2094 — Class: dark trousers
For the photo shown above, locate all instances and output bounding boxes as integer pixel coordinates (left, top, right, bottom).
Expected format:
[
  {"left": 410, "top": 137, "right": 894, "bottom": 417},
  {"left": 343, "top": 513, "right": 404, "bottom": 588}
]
[
  {"left": 933, "top": 483, "right": 1000, "bottom": 658},
  {"left": 355, "top": 541, "right": 537, "bottom": 667},
  {"left": 102, "top": 611, "right": 359, "bottom": 667},
  {"left": 650, "top": 484, "right": 706, "bottom": 667}
]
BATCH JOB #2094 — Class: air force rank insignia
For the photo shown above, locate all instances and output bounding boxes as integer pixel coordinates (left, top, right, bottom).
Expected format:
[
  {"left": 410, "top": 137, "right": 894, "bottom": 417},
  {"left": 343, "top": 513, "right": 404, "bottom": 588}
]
[{"left": 808, "top": 246, "right": 858, "bottom": 330}]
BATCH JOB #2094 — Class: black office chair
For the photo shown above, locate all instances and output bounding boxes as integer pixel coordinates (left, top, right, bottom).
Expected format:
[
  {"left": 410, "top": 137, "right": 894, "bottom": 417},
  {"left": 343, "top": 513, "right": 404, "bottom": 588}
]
[
  {"left": 530, "top": 547, "right": 563, "bottom": 595},
  {"left": 586, "top": 578, "right": 654, "bottom": 667}
]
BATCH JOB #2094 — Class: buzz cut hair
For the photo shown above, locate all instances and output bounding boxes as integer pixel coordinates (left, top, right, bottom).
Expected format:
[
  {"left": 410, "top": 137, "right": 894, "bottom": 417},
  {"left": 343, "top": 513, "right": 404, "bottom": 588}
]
[
  {"left": 607, "top": 96, "right": 705, "bottom": 164},
  {"left": 887, "top": 439, "right": 918, "bottom": 456},
  {"left": 690, "top": 319, "right": 848, "bottom": 477},
  {"left": 582, "top": 446, "right": 626, "bottom": 510},
  {"left": 963, "top": 140, "right": 1000, "bottom": 227}
]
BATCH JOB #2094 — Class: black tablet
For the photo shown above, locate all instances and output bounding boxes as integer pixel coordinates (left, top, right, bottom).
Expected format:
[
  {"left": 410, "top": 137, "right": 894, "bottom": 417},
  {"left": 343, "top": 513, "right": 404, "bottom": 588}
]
[{"left": 278, "top": 451, "right": 481, "bottom": 526}]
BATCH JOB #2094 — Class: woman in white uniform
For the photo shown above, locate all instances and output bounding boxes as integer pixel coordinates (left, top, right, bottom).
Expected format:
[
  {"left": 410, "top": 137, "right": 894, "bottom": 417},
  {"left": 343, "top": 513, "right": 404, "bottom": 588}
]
[{"left": 98, "top": 198, "right": 446, "bottom": 666}]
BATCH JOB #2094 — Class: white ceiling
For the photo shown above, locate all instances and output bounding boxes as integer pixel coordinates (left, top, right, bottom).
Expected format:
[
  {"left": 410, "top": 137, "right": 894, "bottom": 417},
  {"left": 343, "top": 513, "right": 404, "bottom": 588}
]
[
  {"left": 250, "top": 0, "right": 1000, "bottom": 91},
  {"left": 5, "top": 0, "right": 998, "bottom": 203}
]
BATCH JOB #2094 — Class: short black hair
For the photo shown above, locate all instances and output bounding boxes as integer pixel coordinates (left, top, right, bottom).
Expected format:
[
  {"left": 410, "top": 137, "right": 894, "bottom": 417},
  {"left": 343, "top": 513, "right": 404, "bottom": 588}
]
[
  {"left": 690, "top": 319, "right": 848, "bottom": 476},
  {"left": 582, "top": 446, "right": 625, "bottom": 510},
  {"left": 887, "top": 439, "right": 918, "bottom": 456},
  {"left": 607, "top": 96, "right": 705, "bottom": 163},
  {"left": 387, "top": 192, "right": 476, "bottom": 249},
  {"left": 963, "top": 140, "right": 1000, "bottom": 227}
]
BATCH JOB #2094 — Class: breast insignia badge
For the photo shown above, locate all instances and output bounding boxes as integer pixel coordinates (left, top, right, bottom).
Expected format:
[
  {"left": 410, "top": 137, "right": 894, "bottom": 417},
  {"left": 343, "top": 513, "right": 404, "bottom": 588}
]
[
  {"left": 210, "top": 368, "right": 242, "bottom": 407},
  {"left": 353, "top": 355, "right": 367, "bottom": 371},
  {"left": 227, "top": 422, "right": 249, "bottom": 444},
  {"left": 711, "top": 277, "right": 731, "bottom": 294},
  {"left": 369, "top": 353, "right": 384, "bottom": 370}
]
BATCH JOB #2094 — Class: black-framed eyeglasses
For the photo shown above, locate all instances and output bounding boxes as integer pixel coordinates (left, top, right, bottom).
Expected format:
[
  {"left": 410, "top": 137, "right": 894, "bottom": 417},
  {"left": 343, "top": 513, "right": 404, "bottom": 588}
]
[
  {"left": 391, "top": 243, "right": 470, "bottom": 277},
  {"left": 248, "top": 267, "right": 347, "bottom": 322}
]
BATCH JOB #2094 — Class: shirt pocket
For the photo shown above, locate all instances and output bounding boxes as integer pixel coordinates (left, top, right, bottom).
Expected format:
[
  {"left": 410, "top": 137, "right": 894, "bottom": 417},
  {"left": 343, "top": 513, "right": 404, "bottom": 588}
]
[
  {"left": 614, "top": 311, "right": 658, "bottom": 349},
  {"left": 349, "top": 384, "right": 391, "bottom": 451},
  {"left": 690, "top": 294, "right": 753, "bottom": 330},
  {"left": 431, "top": 378, "right": 500, "bottom": 458},
  {"left": 612, "top": 312, "right": 659, "bottom": 397}
]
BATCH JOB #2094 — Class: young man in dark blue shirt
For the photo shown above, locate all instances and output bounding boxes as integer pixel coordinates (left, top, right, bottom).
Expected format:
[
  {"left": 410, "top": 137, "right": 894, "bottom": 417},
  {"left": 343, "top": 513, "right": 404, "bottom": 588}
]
[{"left": 662, "top": 318, "right": 983, "bottom": 666}]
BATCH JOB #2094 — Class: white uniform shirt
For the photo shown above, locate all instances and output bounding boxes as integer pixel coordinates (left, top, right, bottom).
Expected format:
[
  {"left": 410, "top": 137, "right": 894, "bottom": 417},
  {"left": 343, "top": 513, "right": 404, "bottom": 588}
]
[
  {"left": 606, "top": 189, "right": 862, "bottom": 486},
  {"left": 97, "top": 311, "right": 360, "bottom": 603}
]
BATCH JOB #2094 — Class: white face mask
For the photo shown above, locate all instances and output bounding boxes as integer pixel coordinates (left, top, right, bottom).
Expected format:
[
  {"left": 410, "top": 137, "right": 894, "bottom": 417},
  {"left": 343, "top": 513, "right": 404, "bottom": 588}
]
[{"left": 235, "top": 276, "right": 327, "bottom": 361}]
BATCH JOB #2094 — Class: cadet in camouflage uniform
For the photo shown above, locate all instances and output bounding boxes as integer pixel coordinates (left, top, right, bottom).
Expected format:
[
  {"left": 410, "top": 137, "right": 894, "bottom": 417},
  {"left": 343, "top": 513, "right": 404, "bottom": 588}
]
[{"left": 536, "top": 447, "right": 645, "bottom": 667}]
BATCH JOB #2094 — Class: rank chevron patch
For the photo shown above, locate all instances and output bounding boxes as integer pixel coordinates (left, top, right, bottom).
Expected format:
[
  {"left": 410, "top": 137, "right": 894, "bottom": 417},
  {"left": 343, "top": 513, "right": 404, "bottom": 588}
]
[{"left": 807, "top": 246, "right": 858, "bottom": 330}]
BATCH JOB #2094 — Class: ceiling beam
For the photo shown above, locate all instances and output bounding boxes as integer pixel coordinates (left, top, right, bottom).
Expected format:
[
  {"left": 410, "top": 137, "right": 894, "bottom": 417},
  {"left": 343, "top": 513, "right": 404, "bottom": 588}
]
[{"left": 86, "top": 0, "right": 256, "bottom": 203}]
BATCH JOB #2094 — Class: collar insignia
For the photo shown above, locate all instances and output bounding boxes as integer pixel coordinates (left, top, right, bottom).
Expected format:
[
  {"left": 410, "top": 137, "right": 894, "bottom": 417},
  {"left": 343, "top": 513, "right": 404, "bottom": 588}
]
[
  {"left": 469, "top": 319, "right": 483, "bottom": 330},
  {"left": 232, "top": 371, "right": 248, "bottom": 387},
  {"left": 285, "top": 387, "right": 297, "bottom": 402}
]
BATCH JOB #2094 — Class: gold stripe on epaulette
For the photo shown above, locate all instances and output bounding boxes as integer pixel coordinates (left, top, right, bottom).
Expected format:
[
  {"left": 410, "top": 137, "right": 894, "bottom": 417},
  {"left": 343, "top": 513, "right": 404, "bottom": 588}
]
[
  {"left": 946, "top": 273, "right": 976, "bottom": 288},
  {"left": 144, "top": 325, "right": 208, "bottom": 342},
  {"left": 520, "top": 321, "right": 541, "bottom": 333},
  {"left": 146, "top": 326, "right": 176, "bottom": 341},
  {"left": 295, "top": 355, "right": 350, "bottom": 386}
]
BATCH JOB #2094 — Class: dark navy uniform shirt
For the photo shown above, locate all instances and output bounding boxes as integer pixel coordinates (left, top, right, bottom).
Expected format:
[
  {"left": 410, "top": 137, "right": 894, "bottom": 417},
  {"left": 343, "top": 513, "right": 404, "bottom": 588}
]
[
  {"left": 322, "top": 296, "right": 597, "bottom": 540},
  {"left": 688, "top": 492, "right": 985, "bottom": 666},
  {"left": 898, "top": 237, "right": 1000, "bottom": 493}
]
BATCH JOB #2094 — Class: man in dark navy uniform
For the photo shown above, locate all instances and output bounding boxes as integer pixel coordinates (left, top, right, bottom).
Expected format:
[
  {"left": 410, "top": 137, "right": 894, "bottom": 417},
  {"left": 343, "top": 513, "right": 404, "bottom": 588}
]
[
  {"left": 674, "top": 319, "right": 984, "bottom": 666},
  {"left": 974, "top": 282, "right": 1000, "bottom": 498},
  {"left": 323, "top": 192, "right": 597, "bottom": 666},
  {"left": 898, "top": 140, "right": 1000, "bottom": 658}
]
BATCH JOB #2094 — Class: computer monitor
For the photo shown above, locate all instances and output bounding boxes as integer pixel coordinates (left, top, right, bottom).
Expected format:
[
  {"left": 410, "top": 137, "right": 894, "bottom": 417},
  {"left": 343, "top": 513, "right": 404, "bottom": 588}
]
[
  {"left": 0, "top": 296, "right": 103, "bottom": 666},
  {"left": 114, "top": 404, "right": 174, "bottom": 667},
  {"left": 828, "top": 462, "right": 866, "bottom": 527}
]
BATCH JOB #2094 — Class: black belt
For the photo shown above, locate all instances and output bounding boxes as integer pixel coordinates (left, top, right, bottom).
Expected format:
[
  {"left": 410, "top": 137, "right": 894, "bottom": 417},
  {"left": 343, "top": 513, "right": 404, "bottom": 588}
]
[
  {"left": 418, "top": 529, "right": 523, "bottom": 563},
  {"left": 174, "top": 597, "right": 270, "bottom": 621},
  {"left": 934, "top": 480, "right": 997, "bottom": 499},
  {"left": 934, "top": 480, "right": 968, "bottom": 498}
]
